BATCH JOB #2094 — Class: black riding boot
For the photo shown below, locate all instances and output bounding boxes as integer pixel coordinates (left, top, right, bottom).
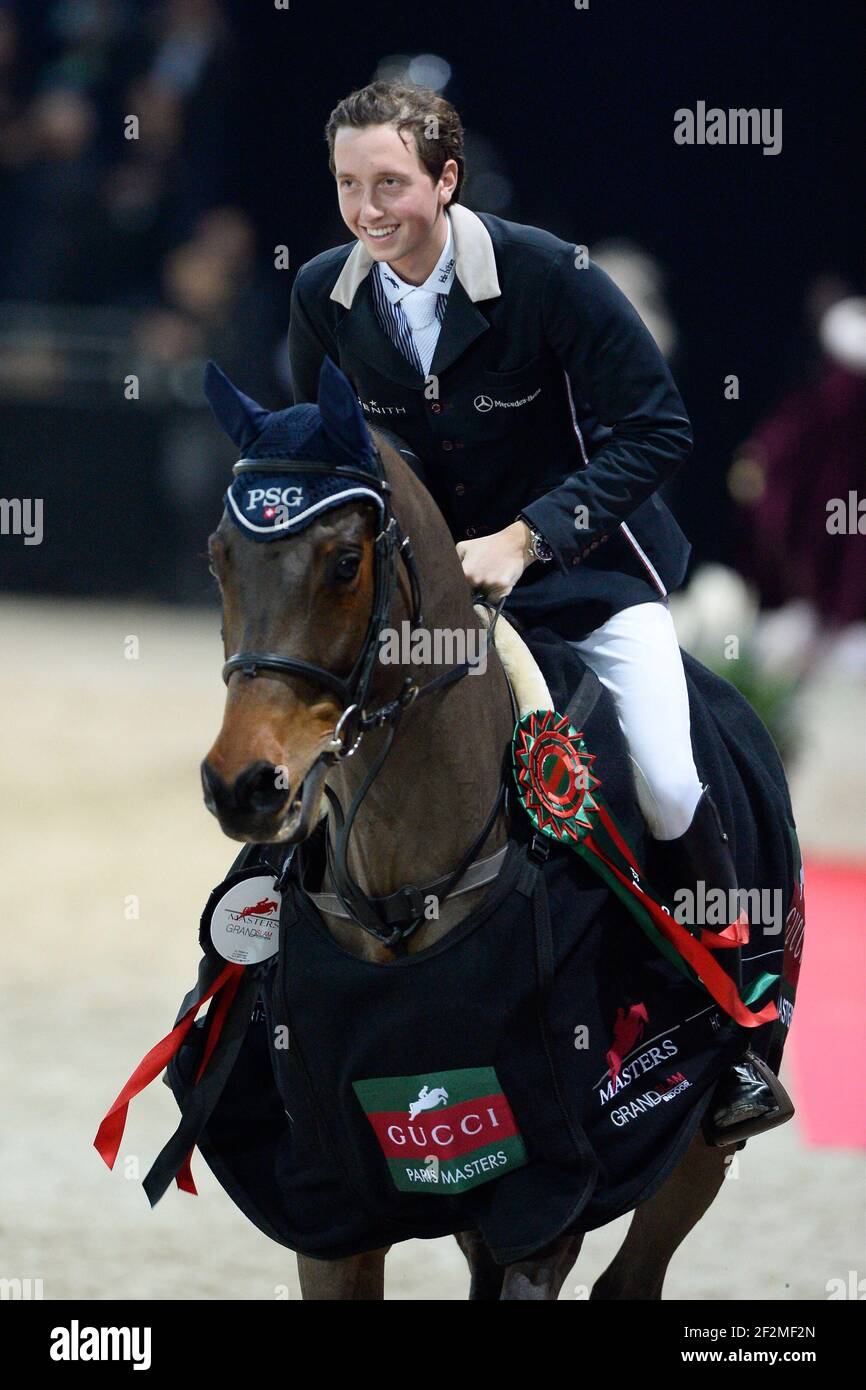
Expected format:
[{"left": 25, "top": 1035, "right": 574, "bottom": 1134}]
[{"left": 648, "top": 784, "right": 788, "bottom": 1145}]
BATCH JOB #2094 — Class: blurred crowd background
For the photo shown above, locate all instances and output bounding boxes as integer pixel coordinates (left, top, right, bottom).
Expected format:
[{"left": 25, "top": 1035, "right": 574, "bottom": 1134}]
[{"left": 0, "top": 0, "right": 863, "bottom": 664}]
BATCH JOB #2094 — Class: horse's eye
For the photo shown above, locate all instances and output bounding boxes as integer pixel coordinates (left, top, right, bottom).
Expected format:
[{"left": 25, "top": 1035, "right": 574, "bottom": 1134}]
[{"left": 333, "top": 552, "right": 361, "bottom": 582}]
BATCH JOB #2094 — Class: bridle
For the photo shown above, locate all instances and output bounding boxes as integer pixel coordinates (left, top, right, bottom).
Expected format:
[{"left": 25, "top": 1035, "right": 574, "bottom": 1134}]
[{"left": 220, "top": 443, "right": 516, "bottom": 952}]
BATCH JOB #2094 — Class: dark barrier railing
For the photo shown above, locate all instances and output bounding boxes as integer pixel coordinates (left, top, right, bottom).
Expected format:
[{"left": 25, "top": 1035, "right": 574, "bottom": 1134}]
[{"left": 0, "top": 305, "right": 234, "bottom": 604}]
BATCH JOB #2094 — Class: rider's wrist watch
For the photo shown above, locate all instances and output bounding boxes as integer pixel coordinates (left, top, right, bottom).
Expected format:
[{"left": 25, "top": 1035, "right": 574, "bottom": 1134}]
[{"left": 518, "top": 516, "right": 554, "bottom": 564}]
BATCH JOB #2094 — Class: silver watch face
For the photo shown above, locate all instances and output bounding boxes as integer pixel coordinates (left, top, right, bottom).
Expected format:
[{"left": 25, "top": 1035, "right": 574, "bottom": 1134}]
[{"left": 532, "top": 531, "right": 553, "bottom": 561}]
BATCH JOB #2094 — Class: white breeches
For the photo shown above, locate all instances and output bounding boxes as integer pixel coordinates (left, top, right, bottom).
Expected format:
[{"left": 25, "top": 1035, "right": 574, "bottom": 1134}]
[{"left": 567, "top": 600, "right": 703, "bottom": 840}]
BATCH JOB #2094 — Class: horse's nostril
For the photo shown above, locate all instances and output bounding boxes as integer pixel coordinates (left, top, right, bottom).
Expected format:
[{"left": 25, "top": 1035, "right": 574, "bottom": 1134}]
[
  {"left": 235, "top": 761, "right": 289, "bottom": 816},
  {"left": 201, "top": 760, "right": 224, "bottom": 809}
]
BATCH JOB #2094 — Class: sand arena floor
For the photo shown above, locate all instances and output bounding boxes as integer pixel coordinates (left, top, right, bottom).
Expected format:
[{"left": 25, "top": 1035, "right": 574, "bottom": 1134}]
[{"left": 1, "top": 596, "right": 863, "bottom": 1300}]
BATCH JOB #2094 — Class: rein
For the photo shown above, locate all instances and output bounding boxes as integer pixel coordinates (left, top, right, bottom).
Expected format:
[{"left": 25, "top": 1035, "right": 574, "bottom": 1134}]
[{"left": 221, "top": 445, "right": 517, "bottom": 952}]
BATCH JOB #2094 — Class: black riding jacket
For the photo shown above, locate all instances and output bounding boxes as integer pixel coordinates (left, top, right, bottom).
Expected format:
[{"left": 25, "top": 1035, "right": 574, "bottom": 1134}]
[{"left": 287, "top": 204, "right": 694, "bottom": 640}]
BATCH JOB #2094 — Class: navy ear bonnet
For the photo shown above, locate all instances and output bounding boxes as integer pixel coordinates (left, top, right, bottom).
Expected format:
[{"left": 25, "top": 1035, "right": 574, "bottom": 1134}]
[{"left": 204, "top": 356, "right": 384, "bottom": 541}]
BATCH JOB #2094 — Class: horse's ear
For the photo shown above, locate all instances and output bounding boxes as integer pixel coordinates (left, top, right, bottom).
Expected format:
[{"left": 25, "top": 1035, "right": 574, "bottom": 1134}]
[
  {"left": 317, "top": 355, "right": 372, "bottom": 460},
  {"left": 203, "top": 361, "right": 273, "bottom": 450}
]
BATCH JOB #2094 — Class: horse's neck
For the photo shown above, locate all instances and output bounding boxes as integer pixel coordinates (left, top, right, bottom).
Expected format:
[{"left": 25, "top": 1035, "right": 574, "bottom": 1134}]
[
  {"left": 317, "top": 461, "right": 515, "bottom": 958},
  {"left": 329, "top": 646, "right": 511, "bottom": 886}
]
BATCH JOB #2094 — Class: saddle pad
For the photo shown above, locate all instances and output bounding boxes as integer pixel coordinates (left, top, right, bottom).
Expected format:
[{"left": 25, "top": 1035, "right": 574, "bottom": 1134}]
[{"left": 473, "top": 602, "right": 552, "bottom": 716}]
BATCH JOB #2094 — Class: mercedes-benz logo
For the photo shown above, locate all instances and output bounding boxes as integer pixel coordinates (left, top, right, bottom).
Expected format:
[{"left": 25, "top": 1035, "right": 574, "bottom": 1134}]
[{"left": 474, "top": 394, "right": 493, "bottom": 412}]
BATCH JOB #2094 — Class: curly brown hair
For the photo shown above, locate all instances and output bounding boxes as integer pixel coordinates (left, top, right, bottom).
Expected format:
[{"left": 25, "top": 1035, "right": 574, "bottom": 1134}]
[{"left": 324, "top": 80, "right": 466, "bottom": 204}]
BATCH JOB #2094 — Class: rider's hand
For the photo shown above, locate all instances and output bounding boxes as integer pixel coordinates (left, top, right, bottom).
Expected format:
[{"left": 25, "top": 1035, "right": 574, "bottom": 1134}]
[{"left": 456, "top": 520, "right": 534, "bottom": 601}]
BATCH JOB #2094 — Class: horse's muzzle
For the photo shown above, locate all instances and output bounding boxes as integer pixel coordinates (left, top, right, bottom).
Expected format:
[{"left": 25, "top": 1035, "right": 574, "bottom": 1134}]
[{"left": 200, "top": 756, "right": 329, "bottom": 844}]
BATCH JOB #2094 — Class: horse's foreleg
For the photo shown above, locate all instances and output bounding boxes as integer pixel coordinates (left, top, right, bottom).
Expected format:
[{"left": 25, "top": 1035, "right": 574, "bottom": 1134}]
[
  {"left": 454, "top": 1229, "right": 506, "bottom": 1300},
  {"left": 497, "top": 1231, "right": 586, "bottom": 1300},
  {"left": 591, "top": 1130, "right": 729, "bottom": 1300},
  {"left": 296, "top": 1247, "right": 390, "bottom": 1300}
]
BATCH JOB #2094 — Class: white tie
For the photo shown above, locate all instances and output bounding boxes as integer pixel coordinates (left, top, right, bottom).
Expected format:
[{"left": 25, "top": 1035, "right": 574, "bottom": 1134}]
[
  {"left": 399, "top": 289, "right": 441, "bottom": 374},
  {"left": 400, "top": 288, "right": 439, "bottom": 331}
]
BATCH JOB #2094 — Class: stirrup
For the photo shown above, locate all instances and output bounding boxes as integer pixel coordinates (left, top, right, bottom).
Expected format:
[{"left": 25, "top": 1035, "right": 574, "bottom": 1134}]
[{"left": 703, "top": 1051, "right": 795, "bottom": 1147}]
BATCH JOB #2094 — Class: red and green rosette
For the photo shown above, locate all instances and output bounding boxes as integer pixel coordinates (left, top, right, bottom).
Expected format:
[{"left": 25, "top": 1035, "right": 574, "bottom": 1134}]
[
  {"left": 512, "top": 710, "right": 778, "bottom": 1028},
  {"left": 513, "top": 708, "right": 603, "bottom": 842}
]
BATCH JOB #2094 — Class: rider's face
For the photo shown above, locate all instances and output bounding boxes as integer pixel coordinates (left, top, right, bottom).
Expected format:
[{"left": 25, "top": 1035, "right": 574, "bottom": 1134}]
[{"left": 333, "top": 123, "right": 456, "bottom": 280}]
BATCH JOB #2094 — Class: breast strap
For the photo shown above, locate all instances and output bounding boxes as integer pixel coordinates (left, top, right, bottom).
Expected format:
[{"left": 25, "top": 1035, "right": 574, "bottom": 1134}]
[{"left": 302, "top": 844, "right": 511, "bottom": 925}]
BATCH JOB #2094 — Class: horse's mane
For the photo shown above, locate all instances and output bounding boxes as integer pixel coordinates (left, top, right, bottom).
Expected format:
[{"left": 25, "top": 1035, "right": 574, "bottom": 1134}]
[{"left": 368, "top": 427, "right": 501, "bottom": 653}]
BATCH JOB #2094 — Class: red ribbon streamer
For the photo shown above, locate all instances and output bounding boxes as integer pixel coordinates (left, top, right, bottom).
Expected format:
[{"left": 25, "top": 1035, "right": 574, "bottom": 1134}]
[
  {"left": 596, "top": 802, "right": 750, "bottom": 950},
  {"left": 173, "top": 964, "right": 245, "bottom": 1196},
  {"left": 93, "top": 962, "right": 243, "bottom": 1179},
  {"left": 586, "top": 808, "right": 778, "bottom": 1028}
]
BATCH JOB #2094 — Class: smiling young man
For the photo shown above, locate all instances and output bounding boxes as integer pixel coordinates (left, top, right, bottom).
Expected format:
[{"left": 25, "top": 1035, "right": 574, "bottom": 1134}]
[{"left": 286, "top": 80, "right": 783, "bottom": 1140}]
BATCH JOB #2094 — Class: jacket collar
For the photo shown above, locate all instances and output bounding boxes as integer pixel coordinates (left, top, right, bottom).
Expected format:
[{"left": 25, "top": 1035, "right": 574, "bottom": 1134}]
[{"left": 329, "top": 203, "right": 501, "bottom": 309}]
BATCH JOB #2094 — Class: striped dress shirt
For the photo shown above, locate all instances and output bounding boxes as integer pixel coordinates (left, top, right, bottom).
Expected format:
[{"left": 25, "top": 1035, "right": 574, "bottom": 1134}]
[{"left": 369, "top": 212, "right": 455, "bottom": 376}]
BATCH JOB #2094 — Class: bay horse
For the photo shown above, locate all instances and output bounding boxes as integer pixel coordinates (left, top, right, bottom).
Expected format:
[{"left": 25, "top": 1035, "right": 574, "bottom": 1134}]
[{"left": 200, "top": 357, "right": 734, "bottom": 1301}]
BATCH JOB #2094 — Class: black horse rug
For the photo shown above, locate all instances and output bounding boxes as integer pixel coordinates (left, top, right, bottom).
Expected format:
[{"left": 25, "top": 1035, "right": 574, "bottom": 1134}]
[{"left": 95, "top": 626, "right": 805, "bottom": 1266}]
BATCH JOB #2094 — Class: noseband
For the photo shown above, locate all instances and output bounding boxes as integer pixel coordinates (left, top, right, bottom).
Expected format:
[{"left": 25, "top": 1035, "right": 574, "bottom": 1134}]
[{"left": 220, "top": 444, "right": 514, "bottom": 951}]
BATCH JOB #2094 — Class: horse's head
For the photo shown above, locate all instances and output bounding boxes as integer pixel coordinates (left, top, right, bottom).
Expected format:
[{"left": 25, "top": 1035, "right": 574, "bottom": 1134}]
[{"left": 201, "top": 355, "right": 410, "bottom": 844}]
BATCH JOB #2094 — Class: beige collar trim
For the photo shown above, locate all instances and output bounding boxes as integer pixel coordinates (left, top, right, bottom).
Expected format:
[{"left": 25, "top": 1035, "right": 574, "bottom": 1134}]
[{"left": 329, "top": 203, "right": 501, "bottom": 308}]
